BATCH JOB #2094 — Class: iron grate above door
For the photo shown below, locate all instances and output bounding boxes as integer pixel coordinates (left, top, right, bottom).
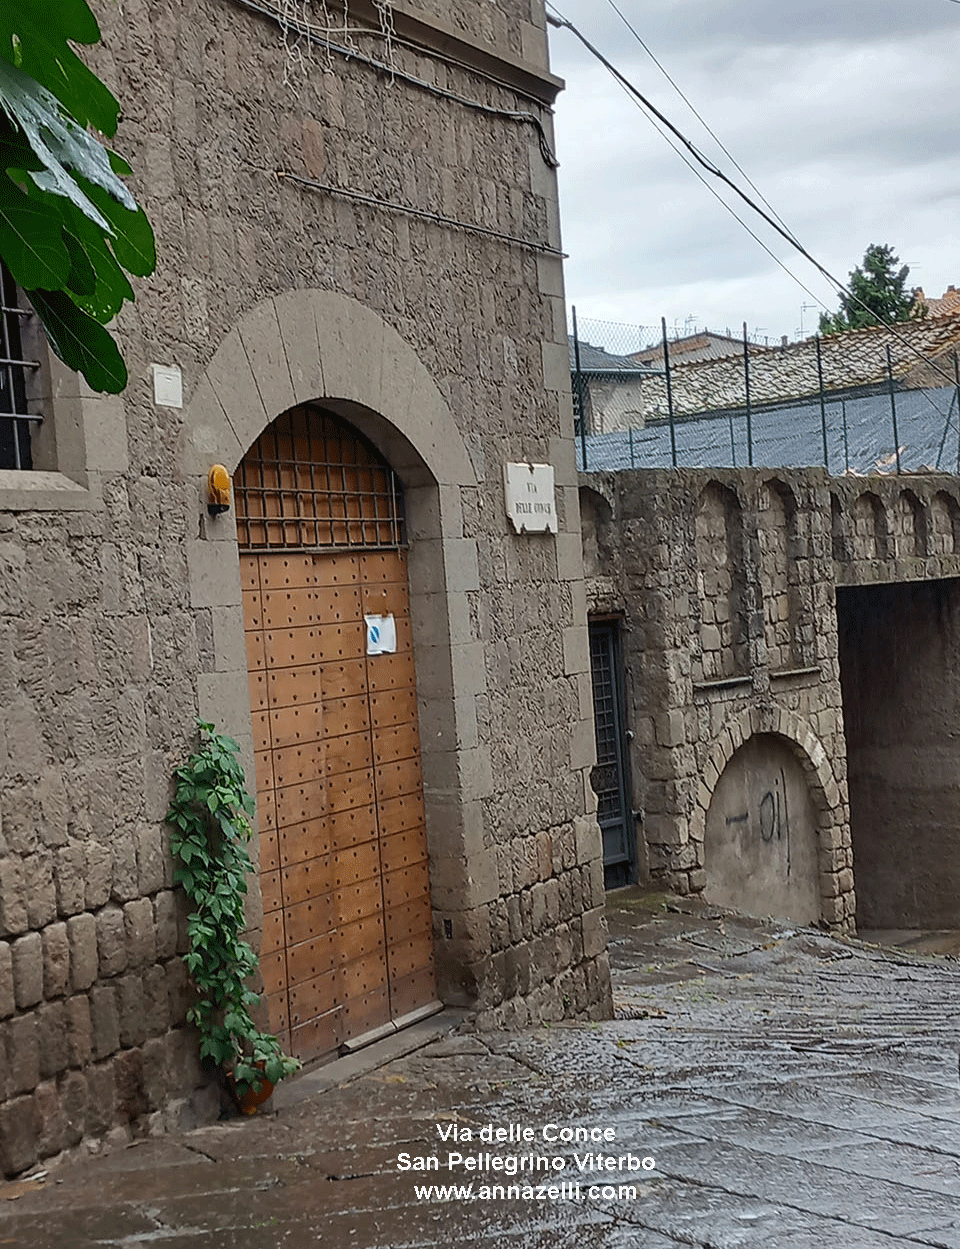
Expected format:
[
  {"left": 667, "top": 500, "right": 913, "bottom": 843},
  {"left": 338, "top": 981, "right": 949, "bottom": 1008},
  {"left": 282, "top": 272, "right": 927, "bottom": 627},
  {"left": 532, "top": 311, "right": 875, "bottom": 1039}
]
[{"left": 236, "top": 405, "right": 404, "bottom": 552}]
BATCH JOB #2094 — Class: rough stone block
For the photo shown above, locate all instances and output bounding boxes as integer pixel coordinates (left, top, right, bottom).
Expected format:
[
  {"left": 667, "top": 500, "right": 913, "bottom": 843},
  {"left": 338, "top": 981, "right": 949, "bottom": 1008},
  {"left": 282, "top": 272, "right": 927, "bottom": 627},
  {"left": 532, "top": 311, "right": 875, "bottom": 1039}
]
[
  {"left": 135, "top": 824, "right": 166, "bottom": 895},
  {"left": 0, "top": 1093, "right": 40, "bottom": 1177},
  {"left": 90, "top": 984, "right": 120, "bottom": 1060},
  {"left": 85, "top": 1060, "right": 116, "bottom": 1137},
  {"left": 0, "top": 940, "right": 12, "bottom": 1019},
  {"left": 142, "top": 964, "right": 170, "bottom": 1038},
  {"left": 60, "top": 1070, "right": 87, "bottom": 1146},
  {"left": 66, "top": 993, "right": 92, "bottom": 1068},
  {"left": 24, "top": 855, "right": 57, "bottom": 928},
  {"left": 153, "top": 890, "right": 180, "bottom": 960},
  {"left": 96, "top": 905, "right": 128, "bottom": 977},
  {"left": 7, "top": 1014, "right": 39, "bottom": 1094},
  {"left": 0, "top": 860, "right": 27, "bottom": 936},
  {"left": 54, "top": 844, "right": 86, "bottom": 916},
  {"left": 124, "top": 898, "right": 157, "bottom": 968},
  {"left": 84, "top": 842, "right": 112, "bottom": 909},
  {"left": 67, "top": 912, "right": 98, "bottom": 990},
  {"left": 118, "top": 974, "right": 147, "bottom": 1048},
  {"left": 42, "top": 921, "right": 70, "bottom": 999},
  {"left": 36, "top": 1002, "right": 68, "bottom": 1079},
  {"left": 12, "top": 931, "right": 43, "bottom": 1009}
]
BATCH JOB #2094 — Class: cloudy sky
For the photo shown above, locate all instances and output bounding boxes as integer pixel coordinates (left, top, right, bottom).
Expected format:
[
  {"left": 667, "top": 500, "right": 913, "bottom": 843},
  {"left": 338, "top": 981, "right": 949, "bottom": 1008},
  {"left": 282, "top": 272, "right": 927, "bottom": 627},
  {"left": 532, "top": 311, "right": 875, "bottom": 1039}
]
[{"left": 546, "top": 0, "right": 960, "bottom": 348}]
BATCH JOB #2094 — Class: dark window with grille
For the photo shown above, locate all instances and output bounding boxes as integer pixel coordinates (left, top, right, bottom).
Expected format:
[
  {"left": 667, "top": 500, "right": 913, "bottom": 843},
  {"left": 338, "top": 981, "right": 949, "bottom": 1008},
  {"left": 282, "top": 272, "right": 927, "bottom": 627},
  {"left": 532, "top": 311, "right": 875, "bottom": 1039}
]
[
  {"left": 0, "top": 263, "right": 36, "bottom": 470},
  {"left": 588, "top": 619, "right": 635, "bottom": 889}
]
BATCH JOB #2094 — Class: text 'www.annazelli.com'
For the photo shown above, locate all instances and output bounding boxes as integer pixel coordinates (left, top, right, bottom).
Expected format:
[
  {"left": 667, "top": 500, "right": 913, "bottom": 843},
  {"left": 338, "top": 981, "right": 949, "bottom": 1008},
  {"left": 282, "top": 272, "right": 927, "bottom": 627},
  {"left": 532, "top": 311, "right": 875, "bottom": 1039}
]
[{"left": 413, "top": 1180, "right": 645, "bottom": 1203}]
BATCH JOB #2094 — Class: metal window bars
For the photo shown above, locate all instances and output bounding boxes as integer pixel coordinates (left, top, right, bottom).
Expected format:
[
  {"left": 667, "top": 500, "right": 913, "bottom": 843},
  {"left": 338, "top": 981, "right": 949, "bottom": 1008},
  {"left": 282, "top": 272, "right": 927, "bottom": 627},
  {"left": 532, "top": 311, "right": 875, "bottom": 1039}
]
[
  {"left": 235, "top": 404, "right": 405, "bottom": 551},
  {"left": 0, "top": 263, "right": 39, "bottom": 470}
]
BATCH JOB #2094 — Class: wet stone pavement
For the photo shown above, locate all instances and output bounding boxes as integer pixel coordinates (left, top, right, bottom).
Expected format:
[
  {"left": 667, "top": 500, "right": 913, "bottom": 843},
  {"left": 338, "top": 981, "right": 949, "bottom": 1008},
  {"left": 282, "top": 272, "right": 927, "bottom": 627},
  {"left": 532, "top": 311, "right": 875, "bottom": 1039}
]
[{"left": 4, "top": 889, "right": 960, "bottom": 1248}]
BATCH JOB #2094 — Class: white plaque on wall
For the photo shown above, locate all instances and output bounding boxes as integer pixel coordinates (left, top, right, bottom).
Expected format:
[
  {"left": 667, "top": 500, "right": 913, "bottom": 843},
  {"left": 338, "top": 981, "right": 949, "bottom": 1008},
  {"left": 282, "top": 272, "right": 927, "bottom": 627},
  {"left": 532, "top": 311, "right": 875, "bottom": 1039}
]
[
  {"left": 151, "top": 363, "right": 183, "bottom": 408},
  {"left": 504, "top": 462, "right": 557, "bottom": 534}
]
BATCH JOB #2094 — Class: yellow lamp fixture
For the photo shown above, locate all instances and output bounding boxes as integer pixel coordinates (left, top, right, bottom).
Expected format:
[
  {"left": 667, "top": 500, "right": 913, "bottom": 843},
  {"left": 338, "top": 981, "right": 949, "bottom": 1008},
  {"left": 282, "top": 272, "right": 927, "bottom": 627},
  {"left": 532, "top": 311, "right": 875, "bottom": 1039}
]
[{"left": 207, "top": 464, "right": 232, "bottom": 516}]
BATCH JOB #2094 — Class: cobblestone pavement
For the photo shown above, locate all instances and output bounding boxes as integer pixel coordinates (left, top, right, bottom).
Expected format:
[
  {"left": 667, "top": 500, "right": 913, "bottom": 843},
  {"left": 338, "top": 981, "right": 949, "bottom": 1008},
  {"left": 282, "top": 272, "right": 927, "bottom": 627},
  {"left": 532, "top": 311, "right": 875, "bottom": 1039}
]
[{"left": 4, "top": 889, "right": 960, "bottom": 1248}]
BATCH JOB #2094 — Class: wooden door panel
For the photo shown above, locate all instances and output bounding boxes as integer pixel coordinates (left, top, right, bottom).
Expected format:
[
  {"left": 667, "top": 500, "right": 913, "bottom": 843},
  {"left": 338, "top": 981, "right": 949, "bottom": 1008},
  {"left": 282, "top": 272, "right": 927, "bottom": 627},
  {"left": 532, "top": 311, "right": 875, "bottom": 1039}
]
[
  {"left": 322, "top": 730, "right": 374, "bottom": 777},
  {"left": 261, "top": 909, "right": 286, "bottom": 957},
  {"left": 384, "top": 894, "right": 433, "bottom": 943},
  {"left": 272, "top": 741, "right": 327, "bottom": 789},
  {"left": 340, "top": 955, "right": 388, "bottom": 1001},
  {"left": 382, "top": 861, "right": 431, "bottom": 910},
  {"left": 311, "top": 553, "right": 361, "bottom": 587},
  {"left": 367, "top": 651, "right": 416, "bottom": 692},
  {"left": 281, "top": 854, "right": 334, "bottom": 907},
  {"left": 361, "top": 580, "right": 411, "bottom": 616},
  {"left": 386, "top": 932, "right": 435, "bottom": 979},
  {"left": 260, "top": 868, "right": 283, "bottom": 915},
  {"left": 245, "top": 531, "right": 435, "bottom": 1065},
  {"left": 341, "top": 987, "right": 391, "bottom": 1040},
  {"left": 267, "top": 703, "right": 325, "bottom": 750},
  {"left": 291, "top": 1008, "right": 343, "bottom": 1063},
  {"left": 376, "top": 792, "right": 427, "bottom": 835},
  {"left": 285, "top": 931, "right": 338, "bottom": 984},
  {"left": 375, "top": 758, "right": 424, "bottom": 802},
  {"left": 288, "top": 966, "right": 340, "bottom": 1019},
  {"left": 368, "top": 688, "right": 418, "bottom": 730},
  {"left": 372, "top": 724, "right": 420, "bottom": 767},
  {"left": 259, "top": 830, "right": 280, "bottom": 873},
  {"left": 321, "top": 696, "right": 371, "bottom": 739},
  {"left": 379, "top": 828, "right": 429, "bottom": 874},
  {"left": 389, "top": 966, "right": 439, "bottom": 1019},
  {"left": 250, "top": 710, "right": 272, "bottom": 751},
  {"left": 253, "top": 748, "right": 274, "bottom": 794},
  {"left": 244, "top": 629, "right": 266, "bottom": 672}
]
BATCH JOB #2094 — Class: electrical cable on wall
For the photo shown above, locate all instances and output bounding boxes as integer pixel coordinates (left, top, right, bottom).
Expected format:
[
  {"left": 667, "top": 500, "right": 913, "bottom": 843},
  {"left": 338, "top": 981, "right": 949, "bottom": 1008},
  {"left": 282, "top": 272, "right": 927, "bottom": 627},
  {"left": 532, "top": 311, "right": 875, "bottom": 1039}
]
[{"left": 226, "top": 0, "right": 560, "bottom": 168}]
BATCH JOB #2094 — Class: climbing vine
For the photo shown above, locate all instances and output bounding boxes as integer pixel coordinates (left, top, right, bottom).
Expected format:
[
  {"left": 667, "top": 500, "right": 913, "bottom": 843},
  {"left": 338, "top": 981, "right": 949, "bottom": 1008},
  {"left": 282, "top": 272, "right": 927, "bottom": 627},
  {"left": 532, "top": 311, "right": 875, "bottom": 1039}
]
[{"left": 166, "top": 721, "right": 299, "bottom": 1099}]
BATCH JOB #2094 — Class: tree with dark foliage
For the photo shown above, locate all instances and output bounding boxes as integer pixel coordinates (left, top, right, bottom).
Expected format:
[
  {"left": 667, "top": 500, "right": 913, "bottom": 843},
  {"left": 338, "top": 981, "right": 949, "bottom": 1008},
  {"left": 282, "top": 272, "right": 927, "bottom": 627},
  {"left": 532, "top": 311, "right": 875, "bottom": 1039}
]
[{"left": 819, "top": 243, "right": 921, "bottom": 335}]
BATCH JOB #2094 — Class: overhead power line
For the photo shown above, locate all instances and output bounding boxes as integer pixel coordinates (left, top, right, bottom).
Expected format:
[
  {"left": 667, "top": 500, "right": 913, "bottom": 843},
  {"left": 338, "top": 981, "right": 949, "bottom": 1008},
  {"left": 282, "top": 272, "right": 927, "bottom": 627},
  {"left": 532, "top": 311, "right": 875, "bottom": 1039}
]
[
  {"left": 545, "top": 1, "right": 959, "bottom": 401},
  {"left": 601, "top": 0, "right": 801, "bottom": 247}
]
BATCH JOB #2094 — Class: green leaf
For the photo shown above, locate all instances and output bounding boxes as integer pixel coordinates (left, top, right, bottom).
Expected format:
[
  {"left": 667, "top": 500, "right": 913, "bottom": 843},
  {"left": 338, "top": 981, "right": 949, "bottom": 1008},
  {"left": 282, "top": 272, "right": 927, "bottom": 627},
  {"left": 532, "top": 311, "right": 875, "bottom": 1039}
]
[
  {"left": 27, "top": 288, "right": 127, "bottom": 392},
  {"left": 0, "top": 0, "right": 120, "bottom": 137},
  {"left": 0, "top": 170, "right": 69, "bottom": 288},
  {"left": 0, "top": 57, "right": 134, "bottom": 232}
]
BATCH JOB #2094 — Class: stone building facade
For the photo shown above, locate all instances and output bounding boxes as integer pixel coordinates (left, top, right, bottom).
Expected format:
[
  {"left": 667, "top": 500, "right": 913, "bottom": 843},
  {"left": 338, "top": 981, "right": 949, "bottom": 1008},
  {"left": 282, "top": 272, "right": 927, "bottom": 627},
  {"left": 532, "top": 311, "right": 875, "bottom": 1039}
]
[
  {"left": 0, "top": 0, "right": 611, "bottom": 1176},
  {"left": 581, "top": 466, "right": 960, "bottom": 940}
]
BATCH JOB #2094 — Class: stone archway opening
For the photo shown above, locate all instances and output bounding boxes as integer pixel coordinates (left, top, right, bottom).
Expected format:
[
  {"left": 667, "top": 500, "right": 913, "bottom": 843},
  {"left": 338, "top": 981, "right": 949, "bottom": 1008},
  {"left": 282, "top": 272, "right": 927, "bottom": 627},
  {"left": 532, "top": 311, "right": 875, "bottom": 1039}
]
[
  {"left": 236, "top": 402, "right": 440, "bottom": 1062},
  {"left": 704, "top": 733, "right": 820, "bottom": 924},
  {"left": 837, "top": 577, "right": 960, "bottom": 949}
]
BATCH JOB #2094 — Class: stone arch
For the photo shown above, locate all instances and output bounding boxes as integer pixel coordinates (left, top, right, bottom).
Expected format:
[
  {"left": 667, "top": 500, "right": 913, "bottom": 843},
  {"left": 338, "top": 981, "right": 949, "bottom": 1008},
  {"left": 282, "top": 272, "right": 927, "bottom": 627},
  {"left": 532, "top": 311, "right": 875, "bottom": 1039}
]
[
  {"left": 180, "top": 288, "right": 476, "bottom": 490},
  {"left": 579, "top": 484, "right": 614, "bottom": 581},
  {"left": 690, "top": 705, "right": 845, "bottom": 922},
  {"left": 897, "top": 488, "right": 928, "bottom": 558},
  {"left": 694, "top": 481, "right": 748, "bottom": 681},
  {"left": 930, "top": 490, "right": 960, "bottom": 555},
  {"left": 760, "top": 477, "right": 799, "bottom": 670},
  {"left": 178, "top": 289, "right": 489, "bottom": 1006},
  {"left": 851, "top": 490, "right": 889, "bottom": 562}
]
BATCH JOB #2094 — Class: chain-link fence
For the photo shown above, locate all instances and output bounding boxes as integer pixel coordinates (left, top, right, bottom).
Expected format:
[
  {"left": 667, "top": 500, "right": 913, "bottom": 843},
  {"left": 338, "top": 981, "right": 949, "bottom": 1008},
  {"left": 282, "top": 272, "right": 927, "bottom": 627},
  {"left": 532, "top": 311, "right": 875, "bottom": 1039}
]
[{"left": 570, "top": 309, "right": 960, "bottom": 476}]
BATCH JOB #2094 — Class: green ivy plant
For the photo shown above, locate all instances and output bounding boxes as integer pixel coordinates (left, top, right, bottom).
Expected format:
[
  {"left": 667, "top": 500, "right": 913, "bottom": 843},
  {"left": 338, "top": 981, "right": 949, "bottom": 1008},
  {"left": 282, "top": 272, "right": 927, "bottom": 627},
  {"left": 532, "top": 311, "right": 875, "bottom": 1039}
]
[{"left": 166, "top": 721, "right": 299, "bottom": 1102}]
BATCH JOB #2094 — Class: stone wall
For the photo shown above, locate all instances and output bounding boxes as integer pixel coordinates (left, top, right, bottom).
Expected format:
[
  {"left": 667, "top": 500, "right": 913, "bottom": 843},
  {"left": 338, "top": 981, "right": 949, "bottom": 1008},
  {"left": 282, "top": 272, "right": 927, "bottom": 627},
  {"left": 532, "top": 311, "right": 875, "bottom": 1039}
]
[
  {"left": 580, "top": 468, "right": 854, "bottom": 933},
  {"left": 580, "top": 466, "right": 960, "bottom": 938},
  {"left": 0, "top": 0, "right": 610, "bottom": 1177}
]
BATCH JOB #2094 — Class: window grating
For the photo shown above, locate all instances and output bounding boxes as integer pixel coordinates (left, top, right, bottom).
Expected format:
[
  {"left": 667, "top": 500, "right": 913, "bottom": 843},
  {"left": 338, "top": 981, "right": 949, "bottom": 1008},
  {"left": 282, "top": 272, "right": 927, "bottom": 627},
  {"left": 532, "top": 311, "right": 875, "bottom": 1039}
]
[
  {"left": 0, "top": 263, "right": 38, "bottom": 470},
  {"left": 235, "top": 404, "right": 405, "bottom": 551}
]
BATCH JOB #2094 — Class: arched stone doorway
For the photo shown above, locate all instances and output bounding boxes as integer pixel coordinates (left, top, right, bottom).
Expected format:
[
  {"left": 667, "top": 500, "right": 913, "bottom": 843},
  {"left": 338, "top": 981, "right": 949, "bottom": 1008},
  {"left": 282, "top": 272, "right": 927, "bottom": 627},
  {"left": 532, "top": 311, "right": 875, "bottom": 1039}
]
[
  {"left": 236, "top": 402, "right": 438, "bottom": 1061},
  {"left": 704, "top": 733, "right": 820, "bottom": 925}
]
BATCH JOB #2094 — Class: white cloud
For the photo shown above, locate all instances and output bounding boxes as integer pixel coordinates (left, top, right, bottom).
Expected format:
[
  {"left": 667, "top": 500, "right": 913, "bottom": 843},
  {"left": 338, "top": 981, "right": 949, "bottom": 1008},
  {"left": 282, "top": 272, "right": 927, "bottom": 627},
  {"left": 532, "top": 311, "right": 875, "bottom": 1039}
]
[{"left": 548, "top": 0, "right": 960, "bottom": 340}]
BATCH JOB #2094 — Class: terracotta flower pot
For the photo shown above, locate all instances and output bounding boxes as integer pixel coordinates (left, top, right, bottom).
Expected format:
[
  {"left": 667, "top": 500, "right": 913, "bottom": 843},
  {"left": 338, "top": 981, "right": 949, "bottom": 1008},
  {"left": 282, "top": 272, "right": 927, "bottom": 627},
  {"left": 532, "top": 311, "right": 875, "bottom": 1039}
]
[{"left": 228, "top": 1062, "right": 275, "bottom": 1115}]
